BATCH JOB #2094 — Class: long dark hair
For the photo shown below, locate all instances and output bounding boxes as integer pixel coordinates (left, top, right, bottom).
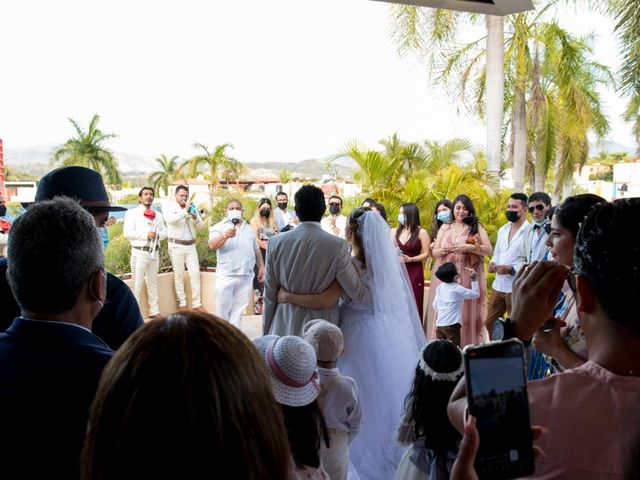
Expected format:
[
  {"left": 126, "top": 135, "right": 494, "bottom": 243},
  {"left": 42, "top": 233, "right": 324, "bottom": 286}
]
[
  {"left": 396, "top": 202, "right": 421, "bottom": 245},
  {"left": 280, "top": 401, "right": 329, "bottom": 469},
  {"left": 403, "top": 340, "right": 463, "bottom": 452},
  {"left": 430, "top": 199, "right": 453, "bottom": 240},
  {"left": 347, "top": 207, "right": 369, "bottom": 269},
  {"left": 453, "top": 194, "right": 480, "bottom": 235},
  {"left": 554, "top": 194, "right": 605, "bottom": 238}
]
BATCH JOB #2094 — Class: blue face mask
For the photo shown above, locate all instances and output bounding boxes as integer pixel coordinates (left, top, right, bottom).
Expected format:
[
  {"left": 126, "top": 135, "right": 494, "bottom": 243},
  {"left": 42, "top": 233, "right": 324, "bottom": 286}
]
[
  {"left": 397, "top": 214, "right": 406, "bottom": 226},
  {"left": 534, "top": 219, "right": 547, "bottom": 227},
  {"left": 436, "top": 211, "right": 451, "bottom": 223}
]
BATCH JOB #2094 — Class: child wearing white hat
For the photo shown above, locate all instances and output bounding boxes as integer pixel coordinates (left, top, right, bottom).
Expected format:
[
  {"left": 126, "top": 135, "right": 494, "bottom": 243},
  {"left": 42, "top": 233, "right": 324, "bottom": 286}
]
[
  {"left": 303, "top": 320, "right": 362, "bottom": 480},
  {"left": 254, "top": 334, "right": 330, "bottom": 480}
]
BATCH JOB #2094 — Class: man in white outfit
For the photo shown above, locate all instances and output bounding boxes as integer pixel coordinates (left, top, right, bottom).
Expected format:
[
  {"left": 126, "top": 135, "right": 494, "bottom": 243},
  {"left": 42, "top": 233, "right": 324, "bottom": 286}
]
[
  {"left": 123, "top": 187, "right": 167, "bottom": 320},
  {"left": 274, "top": 191, "right": 298, "bottom": 232},
  {"left": 162, "top": 185, "right": 205, "bottom": 311},
  {"left": 321, "top": 194, "right": 347, "bottom": 239},
  {"left": 208, "top": 199, "right": 264, "bottom": 329}
]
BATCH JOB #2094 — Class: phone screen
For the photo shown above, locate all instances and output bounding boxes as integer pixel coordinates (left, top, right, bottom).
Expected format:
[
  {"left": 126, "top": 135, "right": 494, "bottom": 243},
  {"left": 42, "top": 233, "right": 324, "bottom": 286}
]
[{"left": 464, "top": 339, "right": 534, "bottom": 479}]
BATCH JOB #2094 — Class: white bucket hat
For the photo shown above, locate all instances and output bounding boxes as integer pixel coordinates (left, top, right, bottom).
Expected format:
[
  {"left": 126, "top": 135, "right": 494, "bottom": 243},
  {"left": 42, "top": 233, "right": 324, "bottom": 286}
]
[{"left": 254, "top": 335, "right": 320, "bottom": 407}]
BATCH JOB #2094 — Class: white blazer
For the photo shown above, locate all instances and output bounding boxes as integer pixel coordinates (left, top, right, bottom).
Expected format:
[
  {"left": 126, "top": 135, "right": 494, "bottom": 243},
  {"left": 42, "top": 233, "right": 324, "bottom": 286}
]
[
  {"left": 123, "top": 205, "right": 167, "bottom": 248},
  {"left": 162, "top": 200, "right": 204, "bottom": 240}
]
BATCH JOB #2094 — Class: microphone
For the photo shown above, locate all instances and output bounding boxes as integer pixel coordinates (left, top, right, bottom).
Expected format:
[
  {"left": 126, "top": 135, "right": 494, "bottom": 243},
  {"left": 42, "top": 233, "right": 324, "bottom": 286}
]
[{"left": 231, "top": 218, "right": 241, "bottom": 226}]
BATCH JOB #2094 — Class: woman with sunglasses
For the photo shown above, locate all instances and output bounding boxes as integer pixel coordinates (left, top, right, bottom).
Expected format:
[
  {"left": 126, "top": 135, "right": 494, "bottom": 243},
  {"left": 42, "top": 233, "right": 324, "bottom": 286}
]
[{"left": 530, "top": 194, "right": 606, "bottom": 377}]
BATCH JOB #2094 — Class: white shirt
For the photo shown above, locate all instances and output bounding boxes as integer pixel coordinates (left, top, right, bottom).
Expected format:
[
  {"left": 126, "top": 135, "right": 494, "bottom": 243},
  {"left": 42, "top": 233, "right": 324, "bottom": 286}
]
[
  {"left": 321, "top": 214, "right": 347, "bottom": 239},
  {"left": 275, "top": 207, "right": 296, "bottom": 231},
  {"left": 317, "top": 367, "right": 362, "bottom": 441},
  {"left": 123, "top": 205, "right": 167, "bottom": 248},
  {"left": 490, "top": 220, "right": 529, "bottom": 293},
  {"left": 209, "top": 219, "right": 258, "bottom": 276},
  {"left": 529, "top": 222, "right": 550, "bottom": 263},
  {"left": 433, "top": 281, "right": 480, "bottom": 327}
]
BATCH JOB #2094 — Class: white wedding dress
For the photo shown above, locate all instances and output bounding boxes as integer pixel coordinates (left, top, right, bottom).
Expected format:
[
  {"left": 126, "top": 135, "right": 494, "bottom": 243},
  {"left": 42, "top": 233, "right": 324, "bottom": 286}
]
[{"left": 338, "top": 212, "right": 427, "bottom": 480}]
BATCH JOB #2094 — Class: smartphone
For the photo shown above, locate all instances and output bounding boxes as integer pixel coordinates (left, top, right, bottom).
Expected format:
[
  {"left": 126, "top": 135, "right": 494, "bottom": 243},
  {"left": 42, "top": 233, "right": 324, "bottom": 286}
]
[{"left": 464, "top": 339, "right": 535, "bottom": 479}]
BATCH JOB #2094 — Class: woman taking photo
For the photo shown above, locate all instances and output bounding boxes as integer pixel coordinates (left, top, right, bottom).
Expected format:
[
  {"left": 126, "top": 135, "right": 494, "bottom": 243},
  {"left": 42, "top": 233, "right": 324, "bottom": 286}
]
[
  {"left": 391, "top": 202, "right": 431, "bottom": 319},
  {"left": 430, "top": 194, "right": 492, "bottom": 345},
  {"left": 250, "top": 198, "right": 279, "bottom": 315}
]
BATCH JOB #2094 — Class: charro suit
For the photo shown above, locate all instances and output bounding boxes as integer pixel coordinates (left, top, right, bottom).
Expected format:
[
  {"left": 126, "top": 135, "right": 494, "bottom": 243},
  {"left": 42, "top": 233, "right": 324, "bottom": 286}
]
[
  {"left": 0, "top": 317, "right": 113, "bottom": 479},
  {"left": 263, "top": 221, "right": 370, "bottom": 336}
]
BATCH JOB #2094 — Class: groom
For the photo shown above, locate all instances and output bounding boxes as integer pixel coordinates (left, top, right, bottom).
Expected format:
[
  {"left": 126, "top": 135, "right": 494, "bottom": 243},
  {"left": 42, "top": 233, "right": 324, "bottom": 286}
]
[{"left": 263, "top": 185, "right": 370, "bottom": 337}]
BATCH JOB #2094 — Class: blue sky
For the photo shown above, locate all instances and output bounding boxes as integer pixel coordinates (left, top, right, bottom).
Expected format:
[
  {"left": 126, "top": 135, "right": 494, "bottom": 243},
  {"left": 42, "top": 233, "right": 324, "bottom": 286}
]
[{"left": 0, "top": 0, "right": 634, "bottom": 163}]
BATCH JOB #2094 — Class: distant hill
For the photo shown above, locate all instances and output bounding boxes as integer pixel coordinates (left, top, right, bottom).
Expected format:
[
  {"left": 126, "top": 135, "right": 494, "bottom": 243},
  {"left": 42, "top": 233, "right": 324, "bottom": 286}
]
[
  {"left": 590, "top": 140, "right": 637, "bottom": 156},
  {"left": 2, "top": 144, "right": 355, "bottom": 181}
]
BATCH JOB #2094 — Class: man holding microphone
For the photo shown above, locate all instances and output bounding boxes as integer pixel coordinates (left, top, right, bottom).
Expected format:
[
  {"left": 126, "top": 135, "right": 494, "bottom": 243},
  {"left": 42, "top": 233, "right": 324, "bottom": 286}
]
[
  {"left": 209, "top": 199, "right": 264, "bottom": 329},
  {"left": 124, "top": 187, "right": 166, "bottom": 320}
]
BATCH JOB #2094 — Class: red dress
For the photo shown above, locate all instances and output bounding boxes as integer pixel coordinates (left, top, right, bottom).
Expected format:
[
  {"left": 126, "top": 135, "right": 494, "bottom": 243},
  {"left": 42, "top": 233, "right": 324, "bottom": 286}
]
[{"left": 397, "top": 236, "right": 424, "bottom": 318}]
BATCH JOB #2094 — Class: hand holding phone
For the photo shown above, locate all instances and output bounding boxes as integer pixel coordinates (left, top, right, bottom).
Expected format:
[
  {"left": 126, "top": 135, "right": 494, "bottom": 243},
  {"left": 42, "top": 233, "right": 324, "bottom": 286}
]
[{"left": 463, "top": 339, "right": 535, "bottom": 479}]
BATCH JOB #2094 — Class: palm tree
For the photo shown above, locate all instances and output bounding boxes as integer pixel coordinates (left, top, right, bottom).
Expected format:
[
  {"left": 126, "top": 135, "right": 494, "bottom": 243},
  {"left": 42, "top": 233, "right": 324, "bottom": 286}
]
[
  {"left": 179, "top": 143, "right": 245, "bottom": 207},
  {"left": 390, "top": 5, "right": 504, "bottom": 183},
  {"left": 279, "top": 169, "right": 293, "bottom": 185},
  {"left": 148, "top": 154, "right": 179, "bottom": 197},
  {"left": 52, "top": 114, "right": 121, "bottom": 185}
]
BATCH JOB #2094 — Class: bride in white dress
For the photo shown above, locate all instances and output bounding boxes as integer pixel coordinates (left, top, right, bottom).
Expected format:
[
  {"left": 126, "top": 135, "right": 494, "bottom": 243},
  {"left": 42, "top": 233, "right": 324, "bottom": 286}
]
[{"left": 278, "top": 208, "right": 427, "bottom": 479}]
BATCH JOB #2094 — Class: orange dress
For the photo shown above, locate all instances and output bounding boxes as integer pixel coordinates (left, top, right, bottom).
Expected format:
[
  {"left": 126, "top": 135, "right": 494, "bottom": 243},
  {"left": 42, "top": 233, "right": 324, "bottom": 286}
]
[{"left": 427, "top": 223, "right": 487, "bottom": 346}]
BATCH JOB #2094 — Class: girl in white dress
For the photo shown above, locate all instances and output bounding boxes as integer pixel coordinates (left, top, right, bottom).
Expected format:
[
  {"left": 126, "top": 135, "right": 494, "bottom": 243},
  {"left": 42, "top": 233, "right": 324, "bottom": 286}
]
[{"left": 278, "top": 208, "right": 427, "bottom": 479}]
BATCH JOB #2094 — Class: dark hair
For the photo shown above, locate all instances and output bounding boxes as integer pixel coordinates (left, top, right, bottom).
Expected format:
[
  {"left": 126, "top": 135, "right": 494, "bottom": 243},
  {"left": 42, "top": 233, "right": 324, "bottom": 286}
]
[
  {"left": 328, "top": 195, "right": 343, "bottom": 206},
  {"left": 574, "top": 198, "right": 640, "bottom": 335},
  {"left": 554, "top": 194, "right": 605, "bottom": 238},
  {"left": 280, "top": 402, "right": 329, "bottom": 469},
  {"left": 452, "top": 194, "right": 480, "bottom": 235},
  {"left": 82, "top": 312, "right": 291, "bottom": 480},
  {"left": 257, "top": 198, "right": 272, "bottom": 208},
  {"left": 396, "top": 202, "right": 421, "bottom": 245},
  {"left": 435, "top": 262, "right": 458, "bottom": 283},
  {"left": 373, "top": 202, "right": 387, "bottom": 221},
  {"left": 361, "top": 197, "right": 376, "bottom": 207},
  {"left": 346, "top": 207, "right": 369, "bottom": 268},
  {"left": 276, "top": 192, "right": 288, "bottom": 200},
  {"left": 546, "top": 205, "right": 556, "bottom": 221},
  {"left": 510, "top": 192, "right": 528, "bottom": 207},
  {"left": 7, "top": 197, "right": 104, "bottom": 313},
  {"left": 138, "top": 186, "right": 155, "bottom": 197},
  {"left": 294, "top": 185, "right": 326, "bottom": 222},
  {"left": 430, "top": 199, "right": 453, "bottom": 240},
  {"left": 403, "top": 340, "right": 462, "bottom": 451},
  {"left": 226, "top": 198, "right": 243, "bottom": 208},
  {"left": 528, "top": 191, "right": 551, "bottom": 206},
  {"left": 175, "top": 185, "right": 189, "bottom": 194}
]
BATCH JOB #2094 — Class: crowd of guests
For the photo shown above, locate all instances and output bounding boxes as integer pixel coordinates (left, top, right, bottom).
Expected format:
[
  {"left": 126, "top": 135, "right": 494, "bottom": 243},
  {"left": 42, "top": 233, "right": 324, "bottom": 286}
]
[{"left": 0, "top": 165, "right": 639, "bottom": 480}]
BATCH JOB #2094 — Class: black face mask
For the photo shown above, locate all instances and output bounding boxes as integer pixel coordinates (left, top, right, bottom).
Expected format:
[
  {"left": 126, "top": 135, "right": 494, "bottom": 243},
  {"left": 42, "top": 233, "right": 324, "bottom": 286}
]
[
  {"left": 505, "top": 210, "right": 520, "bottom": 223},
  {"left": 260, "top": 208, "right": 271, "bottom": 217},
  {"left": 329, "top": 205, "right": 341, "bottom": 215},
  {"left": 0, "top": 206, "right": 6, "bottom": 217},
  {"left": 277, "top": 202, "right": 287, "bottom": 210}
]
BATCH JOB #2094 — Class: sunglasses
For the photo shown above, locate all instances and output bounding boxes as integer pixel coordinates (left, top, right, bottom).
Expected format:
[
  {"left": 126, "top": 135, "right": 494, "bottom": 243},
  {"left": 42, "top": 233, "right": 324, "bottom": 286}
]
[{"left": 528, "top": 204, "right": 546, "bottom": 213}]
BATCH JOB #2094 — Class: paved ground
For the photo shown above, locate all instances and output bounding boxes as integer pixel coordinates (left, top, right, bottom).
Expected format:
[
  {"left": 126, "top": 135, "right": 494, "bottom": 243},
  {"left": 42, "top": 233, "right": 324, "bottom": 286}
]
[{"left": 240, "top": 314, "right": 263, "bottom": 340}]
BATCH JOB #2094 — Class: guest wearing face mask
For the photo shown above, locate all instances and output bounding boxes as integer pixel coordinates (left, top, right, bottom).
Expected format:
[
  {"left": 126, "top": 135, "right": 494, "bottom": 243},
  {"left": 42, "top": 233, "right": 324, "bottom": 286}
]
[
  {"left": 208, "top": 199, "right": 264, "bottom": 329},
  {"left": 250, "top": 198, "right": 279, "bottom": 315},
  {"left": 485, "top": 193, "right": 529, "bottom": 337},
  {"left": 275, "top": 191, "right": 298, "bottom": 232},
  {"left": 391, "top": 202, "right": 431, "bottom": 319},
  {"left": 516, "top": 191, "right": 552, "bottom": 272},
  {"left": 321, "top": 195, "right": 347, "bottom": 239}
]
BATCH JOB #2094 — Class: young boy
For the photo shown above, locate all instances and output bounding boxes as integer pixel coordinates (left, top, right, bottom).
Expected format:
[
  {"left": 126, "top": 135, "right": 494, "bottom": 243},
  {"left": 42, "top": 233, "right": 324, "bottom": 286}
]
[
  {"left": 303, "top": 320, "right": 362, "bottom": 480},
  {"left": 432, "top": 262, "right": 480, "bottom": 347}
]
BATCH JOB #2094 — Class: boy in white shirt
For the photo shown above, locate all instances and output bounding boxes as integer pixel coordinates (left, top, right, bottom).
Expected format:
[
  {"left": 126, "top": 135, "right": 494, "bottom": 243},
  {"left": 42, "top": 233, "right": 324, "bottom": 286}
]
[
  {"left": 303, "top": 320, "right": 362, "bottom": 480},
  {"left": 432, "top": 262, "right": 480, "bottom": 347}
]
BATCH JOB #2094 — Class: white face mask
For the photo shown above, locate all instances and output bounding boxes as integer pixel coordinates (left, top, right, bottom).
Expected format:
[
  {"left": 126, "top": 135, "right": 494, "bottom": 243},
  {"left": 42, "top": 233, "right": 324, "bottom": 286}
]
[{"left": 228, "top": 209, "right": 242, "bottom": 221}]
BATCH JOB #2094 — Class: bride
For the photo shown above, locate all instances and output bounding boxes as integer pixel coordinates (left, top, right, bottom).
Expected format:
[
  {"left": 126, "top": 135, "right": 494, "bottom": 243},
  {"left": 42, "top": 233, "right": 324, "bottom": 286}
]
[{"left": 278, "top": 207, "right": 427, "bottom": 479}]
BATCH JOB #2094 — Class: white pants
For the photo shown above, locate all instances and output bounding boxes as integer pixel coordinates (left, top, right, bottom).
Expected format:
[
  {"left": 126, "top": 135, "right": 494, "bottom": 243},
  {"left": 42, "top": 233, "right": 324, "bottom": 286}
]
[
  {"left": 215, "top": 273, "right": 253, "bottom": 328},
  {"left": 321, "top": 429, "right": 349, "bottom": 480},
  {"left": 130, "top": 248, "right": 160, "bottom": 316},
  {"left": 168, "top": 243, "right": 201, "bottom": 308}
]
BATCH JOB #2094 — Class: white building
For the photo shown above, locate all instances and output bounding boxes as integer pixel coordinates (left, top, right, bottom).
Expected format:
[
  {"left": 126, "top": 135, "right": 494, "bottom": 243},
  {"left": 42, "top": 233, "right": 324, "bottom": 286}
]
[{"left": 613, "top": 162, "right": 640, "bottom": 198}]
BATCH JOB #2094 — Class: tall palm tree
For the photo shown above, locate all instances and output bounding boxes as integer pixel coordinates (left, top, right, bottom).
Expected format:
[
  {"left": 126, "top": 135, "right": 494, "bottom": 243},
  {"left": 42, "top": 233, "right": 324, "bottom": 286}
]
[
  {"left": 52, "top": 114, "right": 121, "bottom": 185},
  {"left": 180, "top": 143, "right": 245, "bottom": 207},
  {"left": 148, "top": 154, "right": 179, "bottom": 197}
]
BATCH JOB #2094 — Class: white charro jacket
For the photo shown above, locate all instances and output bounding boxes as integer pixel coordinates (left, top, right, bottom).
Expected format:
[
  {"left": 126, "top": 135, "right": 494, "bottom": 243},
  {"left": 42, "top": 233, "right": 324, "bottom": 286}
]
[
  {"left": 162, "top": 200, "right": 205, "bottom": 241},
  {"left": 123, "top": 205, "right": 167, "bottom": 248}
]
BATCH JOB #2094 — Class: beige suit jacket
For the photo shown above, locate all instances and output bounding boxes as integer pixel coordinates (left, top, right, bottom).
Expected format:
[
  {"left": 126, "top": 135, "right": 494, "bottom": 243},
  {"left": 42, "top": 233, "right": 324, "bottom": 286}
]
[{"left": 263, "top": 222, "right": 370, "bottom": 337}]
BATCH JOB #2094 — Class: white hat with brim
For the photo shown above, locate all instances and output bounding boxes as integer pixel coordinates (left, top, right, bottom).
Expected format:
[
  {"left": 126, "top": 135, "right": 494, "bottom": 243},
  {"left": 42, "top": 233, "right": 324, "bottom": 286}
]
[{"left": 254, "top": 335, "right": 320, "bottom": 407}]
